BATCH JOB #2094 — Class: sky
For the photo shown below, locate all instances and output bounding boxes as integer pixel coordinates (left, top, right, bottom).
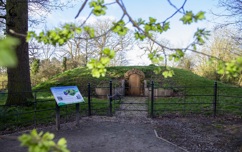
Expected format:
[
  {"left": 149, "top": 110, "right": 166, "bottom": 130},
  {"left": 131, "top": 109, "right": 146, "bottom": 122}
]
[{"left": 40, "top": 0, "right": 224, "bottom": 65}]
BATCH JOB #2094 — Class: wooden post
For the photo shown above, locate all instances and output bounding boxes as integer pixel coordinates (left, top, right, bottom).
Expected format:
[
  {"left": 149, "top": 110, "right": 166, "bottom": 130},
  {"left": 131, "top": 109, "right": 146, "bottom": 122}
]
[
  {"left": 109, "top": 80, "right": 113, "bottom": 116},
  {"left": 75, "top": 103, "right": 80, "bottom": 127},
  {"left": 151, "top": 81, "right": 154, "bottom": 118},
  {"left": 56, "top": 103, "right": 60, "bottom": 131},
  {"left": 88, "top": 83, "right": 91, "bottom": 116}
]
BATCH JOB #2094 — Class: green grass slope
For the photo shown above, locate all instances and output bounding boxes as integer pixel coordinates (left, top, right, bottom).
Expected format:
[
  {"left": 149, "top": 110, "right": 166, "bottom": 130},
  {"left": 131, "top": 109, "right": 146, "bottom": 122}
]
[{"left": 34, "top": 66, "right": 216, "bottom": 90}]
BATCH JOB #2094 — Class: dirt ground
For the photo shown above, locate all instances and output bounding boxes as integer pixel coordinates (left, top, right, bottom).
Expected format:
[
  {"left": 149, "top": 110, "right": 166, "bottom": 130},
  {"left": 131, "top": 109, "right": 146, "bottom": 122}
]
[
  {"left": 0, "top": 115, "right": 241, "bottom": 152},
  {"left": 154, "top": 115, "right": 242, "bottom": 152}
]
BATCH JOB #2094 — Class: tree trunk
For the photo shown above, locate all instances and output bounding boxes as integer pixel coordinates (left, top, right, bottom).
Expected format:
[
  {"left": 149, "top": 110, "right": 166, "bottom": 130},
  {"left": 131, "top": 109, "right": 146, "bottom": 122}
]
[{"left": 6, "top": 0, "right": 33, "bottom": 105}]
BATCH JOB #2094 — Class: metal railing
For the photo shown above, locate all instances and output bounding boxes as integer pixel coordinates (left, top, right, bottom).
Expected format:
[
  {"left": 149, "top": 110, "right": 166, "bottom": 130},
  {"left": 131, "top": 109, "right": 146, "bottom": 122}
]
[
  {"left": 150, "top": 81, "right": 242, "bottom": 118},
  {"left": 0, "top": 81, "right": 241, "bottom": 133},
  {"left": 0, "top": 90, "right": 90, "bottom": 134}
]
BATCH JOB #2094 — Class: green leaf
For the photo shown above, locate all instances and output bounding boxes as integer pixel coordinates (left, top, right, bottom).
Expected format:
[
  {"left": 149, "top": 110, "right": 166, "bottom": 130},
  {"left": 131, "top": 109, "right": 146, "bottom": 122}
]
[
  {"left": 134, "top": 31, "right": 146, "bottom": 41},
  {"left": 137, "top": 18, "right": 145, "bottom": 25},
  {"left": 181, "top": 11, "right": 206, "bottom": 24},
  {"left": 86, "top": 62, "right": 94, "bottom": 69},
  {"left": 75, "top": 28, "right": 82, "bottom": 34},
  {"left": 175, "top": 49, "right": 184, "bottom": 58},
  {"left": 162, "top": 70, "right": 174, "bottom": 78},
  {"left": 169, "top": 49, "right": 184, "bottom": 62},
  {"left": 58, "top": 39, "right": 65, "bottom": 45},
  {"left": 144, "top": 24, "right": 151, "bottom": 33},
  {"left": 89, "top": 0, "right": 107, "bottom": 16},
  {"left": 195, "top": 11, "right": 206, "bottom": 21},
  {"left": 109, "top": 50, "right": 115, "bottom": 59},
  {"left": 180, "top": 11, "right": 193, "bottom": 24},
  {"left": 102, "top": 48, "right": 115, "bottom": 58},
  {"left": 57, "top": 138, "right": 67, "bottom": 146},
  {"left": 112, "top": 20, "right": 128, "bottom": 36},
  {"left": 148, "top": 53, "right": 154, "bottom": 60},
  {"left": 84, "top": 26, "right": 95, "bottom": 38},
  {"left": 163, "top": 22, "right": 170, "bottom": 31},
  {"left": 102, "top": 48, "right": 110, "bottom": 55},
  {"left": 0, "top": 36, "right": 19, "bottom": 67},
  {"left": 19, "top": 129, "right": 70, "bottom": 152},
  {"left": 26, "top": 31, "right": 36, "bottom": 42},
  {"left": 149, "top": 17, "right": 157, "bottom": 24},
  {"left": 92, "top": 69, "right": 100, "bottom": 78},
  {"left": 194, "top": 28, "right": 210, "bottom": 45},
  {"left": 154, "top": 67, "right": 162, "bottom": 74}
]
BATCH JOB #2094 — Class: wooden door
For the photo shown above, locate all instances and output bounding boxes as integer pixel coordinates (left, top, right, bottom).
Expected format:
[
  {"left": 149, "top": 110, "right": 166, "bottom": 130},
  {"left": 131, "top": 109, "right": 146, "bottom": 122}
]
[{"left": 128, "top": 74, "right": 141, "bottom": 95}]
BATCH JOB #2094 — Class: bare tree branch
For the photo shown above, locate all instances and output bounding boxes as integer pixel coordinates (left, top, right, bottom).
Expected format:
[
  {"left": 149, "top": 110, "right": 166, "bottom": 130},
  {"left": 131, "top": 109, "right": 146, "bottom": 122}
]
[
  {"left": 213, "top": 0, "right": 242, "bottom": 31},
  {"left": 164, "top": 0, "right": 187, "bottom": 23},
  {"left": 75, "top": 0, "right": 88, "bottom": 19}
]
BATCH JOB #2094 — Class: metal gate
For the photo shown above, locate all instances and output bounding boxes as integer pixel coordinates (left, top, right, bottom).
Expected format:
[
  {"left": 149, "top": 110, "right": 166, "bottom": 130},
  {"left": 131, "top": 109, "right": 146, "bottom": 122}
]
[{"left": 112, "top": 83, "right": 150, "bottom": 118}]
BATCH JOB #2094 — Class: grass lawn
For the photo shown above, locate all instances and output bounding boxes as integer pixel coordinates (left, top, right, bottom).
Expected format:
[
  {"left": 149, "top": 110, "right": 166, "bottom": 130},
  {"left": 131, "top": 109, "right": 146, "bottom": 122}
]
[
  {"left": 0, "top": 90, "right": 115, "bottom": 131},
  {"left": 149, "top": 85, "right": 242, "bottom": 116}
]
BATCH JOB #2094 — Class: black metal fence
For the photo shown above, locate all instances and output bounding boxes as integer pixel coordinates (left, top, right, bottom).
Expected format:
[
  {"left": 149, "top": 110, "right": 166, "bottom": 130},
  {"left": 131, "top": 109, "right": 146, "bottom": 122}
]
[
  {"left": 0, "top": 81, "right": 241, "bottom": 133},
  {"left": 150, "top": 81, "right": 242, "bottom": 118},
  {"left": 0, "top": 91, "right": 89, "bottom": 134},
  {"left": 0, "top": 81, "right": 120, "bottom": 133}
]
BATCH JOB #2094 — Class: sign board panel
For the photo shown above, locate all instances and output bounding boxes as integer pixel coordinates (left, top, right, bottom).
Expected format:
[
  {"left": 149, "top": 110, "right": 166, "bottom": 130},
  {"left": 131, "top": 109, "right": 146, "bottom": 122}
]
[{"left": 51, "top": 86, "right": 84, "bottom": 106}]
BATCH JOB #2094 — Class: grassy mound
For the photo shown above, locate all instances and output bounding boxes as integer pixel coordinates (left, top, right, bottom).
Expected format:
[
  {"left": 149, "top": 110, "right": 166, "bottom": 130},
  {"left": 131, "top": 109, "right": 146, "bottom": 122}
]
[{"left": 34, "top": 66, "right": 217, "bottom": 91}]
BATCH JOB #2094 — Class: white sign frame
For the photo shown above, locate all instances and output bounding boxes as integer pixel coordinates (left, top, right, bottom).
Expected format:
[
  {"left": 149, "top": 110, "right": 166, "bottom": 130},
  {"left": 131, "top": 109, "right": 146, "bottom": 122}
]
[{"left": 51, "top": 86, "right": 84, "bottom": 106}]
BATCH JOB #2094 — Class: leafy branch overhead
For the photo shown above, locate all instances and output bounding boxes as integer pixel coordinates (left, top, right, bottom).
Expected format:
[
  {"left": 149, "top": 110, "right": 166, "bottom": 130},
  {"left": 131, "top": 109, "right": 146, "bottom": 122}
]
[
  {"left": 27, "top": 24, "right": 82, "bottom": 46},
  {"left": 87, "top": 48, "right": 115, "bottom": 78},
  {"left": 22, "top": 0, "right": 240, "bottom": 78},
  {"left": 180, "top": 11, "right": 205, "bottom": 24}
]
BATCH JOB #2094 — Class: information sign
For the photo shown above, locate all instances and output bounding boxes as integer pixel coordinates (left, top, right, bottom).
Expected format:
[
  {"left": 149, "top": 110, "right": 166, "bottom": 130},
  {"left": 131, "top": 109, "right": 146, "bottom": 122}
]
[{"left": 51, "top": 86, "right": 84, "bottom": 106}]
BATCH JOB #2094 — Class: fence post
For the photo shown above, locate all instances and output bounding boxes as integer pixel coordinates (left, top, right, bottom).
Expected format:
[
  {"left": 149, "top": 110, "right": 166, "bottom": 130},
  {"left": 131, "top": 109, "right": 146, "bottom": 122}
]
[
  {"left": 34, "top": 91, "right": 37, "bottom": 128},
  {"left": 75, "top": 103, "right": 80, "bottom": 127},
  {"left": 88, "top": 83, "right": 91, "bottom": 116},
  {"left": 55, "top": 103, "right": 60, "bottom": 131},
  {"left": 213, "top": 81, "right": 217, "bottom": 117},
  {"left": 151, "top": 81, "right": 154, "bottom": 118},
  {"left": 109, "top": 80, "right": 113, "bottom": 116}
]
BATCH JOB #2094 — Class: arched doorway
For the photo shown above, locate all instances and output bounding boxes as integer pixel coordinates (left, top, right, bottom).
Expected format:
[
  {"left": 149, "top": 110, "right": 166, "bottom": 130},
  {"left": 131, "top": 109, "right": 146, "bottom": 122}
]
[
  {"left": 124, "top": 69, "right": 145, "bottom": 96},
  {"left": 129, "top": 74, "right": 141, "bottom": 95}
]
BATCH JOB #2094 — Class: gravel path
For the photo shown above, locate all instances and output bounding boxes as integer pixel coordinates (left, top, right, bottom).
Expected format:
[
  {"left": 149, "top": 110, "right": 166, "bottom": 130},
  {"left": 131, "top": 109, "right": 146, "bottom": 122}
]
[
  {"left": 115, "top": 97, "right": 148, "bottom": 119},
  {"left": 0, "top": 117, "right": 185, "bottom": 152}
]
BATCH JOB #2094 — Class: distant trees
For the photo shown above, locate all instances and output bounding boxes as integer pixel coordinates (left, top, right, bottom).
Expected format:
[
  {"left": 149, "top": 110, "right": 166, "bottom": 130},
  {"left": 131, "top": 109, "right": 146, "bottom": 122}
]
[
  {"left": 214, "top": 0, "right": 242, "bottom": 44},
  {"left": 177, "top": 54, "right": 195, "bottom": 71},
  {"left": 194, "top": 28, "right": 242, "bottom": 84},
  {"left": 31, "top": 58, "right": 62, "bottom": 85},
  {"left": 216, "top": 0, "right": 242, "bottom": 31},
  {"left": 61, "top": 19, "right": 134, "bottom": 68},
  {"left": 61, "top": 27, "right": 92, "bottom": 68},
  {"left": 29, "top": 34, "right": 62, "bottom": 85},
  {"left": 29, "top": 19, "right": 134, "bottom": 84}
]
